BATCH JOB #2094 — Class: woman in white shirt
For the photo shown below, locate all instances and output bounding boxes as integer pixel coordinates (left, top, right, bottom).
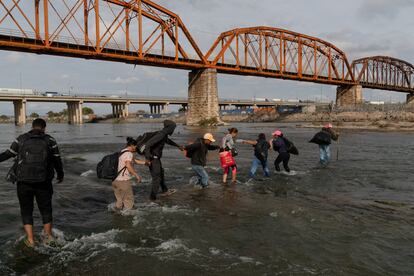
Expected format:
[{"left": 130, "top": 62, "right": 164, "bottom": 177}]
[{"left": 112, "top": 137, "right": 147, "bottom": 210}]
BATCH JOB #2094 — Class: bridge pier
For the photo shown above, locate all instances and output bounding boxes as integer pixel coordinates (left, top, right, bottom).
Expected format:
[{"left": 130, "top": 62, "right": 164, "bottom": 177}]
[
  {"left": 13, "top": 99, "right": 26, "bottom": 126},
  {"left": 336, "top": 85, "right": 363, "bottom": 106},
  {"left": 407, "top": 94, "right": 414, "bottom": 106},
  {"left": 112, "top": 102, "right": 129, "bottom": 118},
  {"left": 187, "top": 68, "right": 220, "bottom": 126},
  {"left": 67, "top": 101, "right": 83, "bottom": 125}
]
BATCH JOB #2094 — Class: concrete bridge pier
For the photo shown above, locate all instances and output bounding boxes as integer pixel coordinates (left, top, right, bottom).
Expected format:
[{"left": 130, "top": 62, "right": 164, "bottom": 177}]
[
  {"left": 162, "top": 103, "right": 169, "bottom": 114},
  {"left": 407, "top": 94, "right": 414, "bottom": 106},
  {"left": 67, "top": 101, "right": 83, "bottom": 125},
  {"left": 336, "top": 85, "right": 363, "bottom": 106},
  {"left": 112, "top": 103, "right": 129, "bottom": 118},
  {"left": 13, "top": 99, "right": 26, "bottom": 126},
  {"left": 187, "top": 68, "right": 220, "bottom": 126}
]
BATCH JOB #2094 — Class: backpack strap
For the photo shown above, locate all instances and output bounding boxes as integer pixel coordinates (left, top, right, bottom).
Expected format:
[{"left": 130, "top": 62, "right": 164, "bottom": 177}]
[{"left": 114, "top": 150, "right": 131, "bottom": 180}]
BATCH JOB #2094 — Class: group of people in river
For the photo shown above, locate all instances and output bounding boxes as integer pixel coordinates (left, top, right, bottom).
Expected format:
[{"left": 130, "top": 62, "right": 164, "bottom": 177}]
[{"left": 0, "top": 118, "right": 338, "bottom": 248}]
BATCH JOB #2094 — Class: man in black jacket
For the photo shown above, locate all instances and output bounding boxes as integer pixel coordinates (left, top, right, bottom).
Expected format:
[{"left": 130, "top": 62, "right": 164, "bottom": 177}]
[
  {"left": 144, "top": 120, "right": 181, "bottom": 200},
  {"left": 0, "top": 118, "right": 64, "bottom": 248},
  {"left": 184, "top": 133, "right": 220, "bottom": 188}
]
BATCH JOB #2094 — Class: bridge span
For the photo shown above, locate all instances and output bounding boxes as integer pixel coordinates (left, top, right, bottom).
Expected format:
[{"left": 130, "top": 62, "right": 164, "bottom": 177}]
[
  {"left": 0, "top": 94, "right": 322, "bottom": 125},
  {"left": 0, "top": 0, "right": 413, "bottom": 125}
]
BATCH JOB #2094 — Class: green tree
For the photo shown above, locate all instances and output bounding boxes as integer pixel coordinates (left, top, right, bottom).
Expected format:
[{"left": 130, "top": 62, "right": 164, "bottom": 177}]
[
  {"left": 47, "top": 111, "right": 56, "bottom": 118},
  {"left": 0, "top": 115, "right": 9, "bottom": 120},
  {"left": 82, "top": 107, "right": 94, "bottom": 115},
  {"left": 30, "top": 112, "right": 39, "bottom": 118}
]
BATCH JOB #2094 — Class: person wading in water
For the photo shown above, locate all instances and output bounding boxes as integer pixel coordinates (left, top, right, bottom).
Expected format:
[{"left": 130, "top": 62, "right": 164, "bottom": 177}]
[
  {"left": 0, "top": 118, "right": 64, "bottom": 248},
  {"left": 143, "top": 120, "right": 182, "bottom": 200}
]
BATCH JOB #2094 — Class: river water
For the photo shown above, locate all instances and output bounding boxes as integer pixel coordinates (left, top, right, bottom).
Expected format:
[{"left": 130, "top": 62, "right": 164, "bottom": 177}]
[{"left": 0, "top": 122, "right": 413, "bottom": 275}]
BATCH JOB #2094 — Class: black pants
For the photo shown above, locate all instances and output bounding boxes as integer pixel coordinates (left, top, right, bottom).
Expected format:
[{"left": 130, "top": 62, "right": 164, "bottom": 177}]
[
  {"left": 149, "top": 158, "right": 168, "bottom": 200},
  {"left": 17, "top": 181, "right": 53, "bottom": 225},
  {"left": 275, "top": 152, "right": 291, "bottom": 172}
]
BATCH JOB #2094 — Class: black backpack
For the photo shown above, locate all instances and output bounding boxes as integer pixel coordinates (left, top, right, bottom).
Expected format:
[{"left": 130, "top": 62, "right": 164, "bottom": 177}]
[
  {"left": 283, "top": 137, "right": 299, "bottom": 155},
  {"left": 96, "top": 151, "right": 130, "bottom": 181},
  {"left": 16, "top": 135, "right": 50, "bottom": 183},
  {"left": 136, "top": 132, "right": 158, "bottom": 155},
  {"left": 309, "top": 131, "right": 331, "bottom": 145}
]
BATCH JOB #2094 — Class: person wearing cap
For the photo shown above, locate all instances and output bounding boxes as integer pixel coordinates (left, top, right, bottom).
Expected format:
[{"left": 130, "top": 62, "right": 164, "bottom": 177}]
[
  {"left": 271, "top": 130, "right": 291, "bottom": 173},
  {"left": 311, "top": 123, "right": 339, "bottom": 166},
  {"left": 184, "top": 133, "right": 220, "bottom": 188}
]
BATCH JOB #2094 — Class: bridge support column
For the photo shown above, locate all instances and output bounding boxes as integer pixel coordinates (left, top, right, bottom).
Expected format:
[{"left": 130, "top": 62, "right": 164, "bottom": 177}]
[
  {"left": 13, "top": 99, "right": 26, "bottom": 126},
  {"left": 336, "top": 85, "right": 363, "bottom": 106},
  {"left": 162, "top": 103, "right": 169, "bottom": 114},
  {"left": 407, "top": 94, "right": 414, "bottom": 106},
  {"left": 187, "top": 69, "right": 220, "bottom": 126},
  {"left": 67, "top": 101, "right": 83, "bottom": 125},
  {"left": 112, "top": 103, "right": 128, "bottom": 119}
]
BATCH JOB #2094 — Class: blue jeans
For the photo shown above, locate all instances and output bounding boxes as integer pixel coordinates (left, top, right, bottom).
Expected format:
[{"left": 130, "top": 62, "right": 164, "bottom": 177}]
[
  {"left": 191, "top": 165, "right": 209, "bottom": 187},
  {"left": 319, "top": 144, "right": 331, "bottom": 165},
  {"left": 249, "top": 156, "right": 270, "bottom": 178}
]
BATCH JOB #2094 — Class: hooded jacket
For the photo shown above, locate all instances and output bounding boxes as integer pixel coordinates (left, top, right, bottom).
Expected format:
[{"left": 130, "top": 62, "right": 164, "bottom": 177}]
[{"left": 144, "top": 120, "right": 180, "bottom": 160}]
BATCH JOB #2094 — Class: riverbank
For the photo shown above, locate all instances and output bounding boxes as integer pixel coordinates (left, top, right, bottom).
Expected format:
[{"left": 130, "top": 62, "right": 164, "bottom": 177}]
[{"left": 279, "top": 110, "right": 414, "bottom": 131}]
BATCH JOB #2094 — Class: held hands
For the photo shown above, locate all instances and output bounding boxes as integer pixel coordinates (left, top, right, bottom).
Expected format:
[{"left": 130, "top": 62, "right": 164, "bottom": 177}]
[
  {"left": 135, "top": 174, "right": 142, "bottom": 183},
  {"left": 179, "top": 145, "right": 185, "bottom": 151}
]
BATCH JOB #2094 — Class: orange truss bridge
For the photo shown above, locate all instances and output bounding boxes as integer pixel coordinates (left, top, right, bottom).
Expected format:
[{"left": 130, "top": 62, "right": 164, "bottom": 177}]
[
  {"left": 352, "top": 56, "right": 414, "bottom": 93},
  {"left": 0, "top": 0, "right": 413, "bottom": 93}
]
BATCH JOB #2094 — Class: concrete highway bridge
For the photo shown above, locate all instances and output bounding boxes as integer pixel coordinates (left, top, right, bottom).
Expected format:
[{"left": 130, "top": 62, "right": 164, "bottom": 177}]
[
  {"left": 0, "top": 94, "right": 323, "bottom": 125},
  {"left": 0, "top": 0, "right": 413, "bottom": 125}
]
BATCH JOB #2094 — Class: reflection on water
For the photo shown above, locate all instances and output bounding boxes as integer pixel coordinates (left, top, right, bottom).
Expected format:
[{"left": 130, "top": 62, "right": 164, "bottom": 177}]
[{"left": 0, "top": 123, "right": 414, "bottom": 275}]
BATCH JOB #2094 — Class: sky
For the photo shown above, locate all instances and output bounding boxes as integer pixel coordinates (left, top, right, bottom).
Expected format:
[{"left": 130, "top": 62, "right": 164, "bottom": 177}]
[{"left": 0, "top": 0, "right": 413, "bottom": 115}]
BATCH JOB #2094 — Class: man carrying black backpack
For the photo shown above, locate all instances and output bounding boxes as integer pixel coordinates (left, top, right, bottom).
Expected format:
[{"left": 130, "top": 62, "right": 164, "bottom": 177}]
[
  {"left": 143, "top": 120, "right": 182, "bottom": 200},
  {"left": 0, "top": 118, "right": 64, "bottom": 248}
]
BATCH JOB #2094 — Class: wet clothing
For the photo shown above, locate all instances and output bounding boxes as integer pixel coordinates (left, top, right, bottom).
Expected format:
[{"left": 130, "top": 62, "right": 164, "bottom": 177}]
[
  {"left": 0, "top": 129, "right": 63, "bottom": 226},
  {"left": 149, "top": 158, "right": 168, "bottom": 200},
  {"left": 249, "top": 157, "right": 270, "bottom": 178},
  {"left": 17, "top": 181, "right": 53, "bottom": 225},
  {"left": 319, "top": 144, "right": 331, "bottom": 166},
  {"left": 272, "top": 137, "right": 290, "bottom": 172},
  {"left": 317, "top": 128, "right": 338, "bottom": 165},
  {"left": 275, "top": 152, "right": 290, "bottom": 172},
  {"left": 249, "top": 138, "right": 271, "bottom": 177},
  {"left": 185, "top": 138, "right": 220, "bottom": 167},
  {"left": 144, "top": 121, "right": 179, "bottom": 200},
  {"left": 112, "top": 180, "right": 134, "bottom": 210},
  {"left": 223, "top": 165, "right": 237, "bottom": 175},
  {"left": 185, "top": 139, "right": 220, "bottom": 188},
  {"left": 191, "top": 165, "right": 209, "bottom": 187}
]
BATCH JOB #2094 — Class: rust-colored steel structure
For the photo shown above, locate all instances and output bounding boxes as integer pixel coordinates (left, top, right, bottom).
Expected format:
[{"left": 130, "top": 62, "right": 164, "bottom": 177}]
[
  {"left": 0, "top": 0, "right": 413, "bottom": 94},
  {"left": 352, "top": 56, "right": 414, "bottom": 93},
  {"left": 0, "top": 0, "right": 206, "bottom": 69},
  {"left": 206, "top": 27, "right": 355, "bottom": 85}
]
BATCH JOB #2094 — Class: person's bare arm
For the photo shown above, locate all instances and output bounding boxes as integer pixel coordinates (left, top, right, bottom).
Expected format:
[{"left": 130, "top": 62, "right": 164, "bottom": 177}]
[
  {"left": 242, "top": 140, "right": 257, "bottom": 146},
  {"left": 126, "top": 160, "right": 141, "bottom": 183},
  {"left": 135, "top": 159, "right": 150, "bottom": 166}
]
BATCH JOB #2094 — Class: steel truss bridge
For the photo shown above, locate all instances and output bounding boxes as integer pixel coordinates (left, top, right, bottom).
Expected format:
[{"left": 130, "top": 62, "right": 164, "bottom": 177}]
[{"left": 0, "top": 0, "right": 413, "bottom": 94}]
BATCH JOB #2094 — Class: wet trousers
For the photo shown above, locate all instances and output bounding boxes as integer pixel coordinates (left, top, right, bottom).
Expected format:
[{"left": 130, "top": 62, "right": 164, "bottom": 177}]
[
  {"left": 149, "top": 158, "right": 168, "bottom": 200},
  {"left": 17, "top": 181, "right": 53, "bottom": 225},
  {"left": 319, "top": 144, "right": 331, "bottom": 165},
  {"left": 249, "top": 156, "right": 270, "bottom": 177},
  {"left": 274, "top": 152, "right": 291, "bottom": 172},
  {"left": 112, "top": 180, "right": 134, "bottom": 210}
]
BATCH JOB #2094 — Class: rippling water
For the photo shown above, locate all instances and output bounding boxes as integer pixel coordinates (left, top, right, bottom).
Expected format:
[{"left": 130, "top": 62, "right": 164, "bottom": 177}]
[{"left": 0, "top": 123, "right": 413, "bottom": 275}]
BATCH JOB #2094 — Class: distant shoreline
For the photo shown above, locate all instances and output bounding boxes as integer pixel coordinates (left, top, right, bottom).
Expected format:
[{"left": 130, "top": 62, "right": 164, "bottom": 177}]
[{"left": 1, "top": 110, "right": 414, "bottom": 131}]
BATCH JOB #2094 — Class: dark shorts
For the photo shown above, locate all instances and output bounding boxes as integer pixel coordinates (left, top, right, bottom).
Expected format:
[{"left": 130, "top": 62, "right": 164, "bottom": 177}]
[{"left": 17, "top": 181, "right": 53, "bottom": 225}]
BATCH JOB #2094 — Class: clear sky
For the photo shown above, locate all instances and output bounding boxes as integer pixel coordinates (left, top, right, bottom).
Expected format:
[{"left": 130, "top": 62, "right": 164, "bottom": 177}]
[{"left": 0, "top": 0, "right": 413, "bottom": 115}]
